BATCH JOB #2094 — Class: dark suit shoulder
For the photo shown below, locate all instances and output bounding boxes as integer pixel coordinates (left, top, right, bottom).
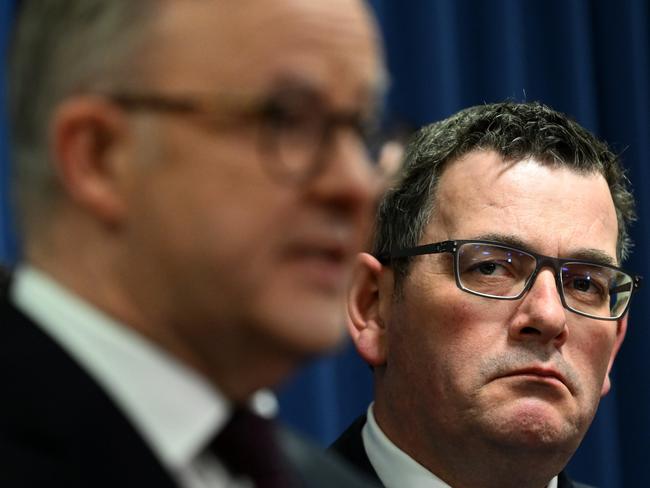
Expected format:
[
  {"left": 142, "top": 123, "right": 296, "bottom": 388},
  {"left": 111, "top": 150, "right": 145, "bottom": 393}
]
[
  {"left": 328, "top": 415, "right": 593, "bottom": 488},
  {"left": 0, "top": 290, "right": 176, "bottom": 488},
  {"left": 0, "top": 264, "right": 9, "bottom": 286},
  {"left": 328, "top": 414, "right": 381, "bottom": 484},
  {"left": 279, "top": 425, "right": 380, "bottom": 488},
  {"left": 0, "top": 266, "right": 12, "bottom": 309},
  {"left": 558, "top": 470, "right": 596, "bottom": 488}
]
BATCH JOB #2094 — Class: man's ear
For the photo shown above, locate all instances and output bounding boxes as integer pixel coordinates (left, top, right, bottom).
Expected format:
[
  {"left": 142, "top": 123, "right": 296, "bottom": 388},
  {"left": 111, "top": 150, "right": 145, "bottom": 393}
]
[
  {"left": 51, "top": 96, "right": 133, "bottom": 225},
  {"left": 601, "top": 314, "right": 628, "bottom": 396},
  {"left": 347, "top": 252, "right": 391, "bottom": 367}
]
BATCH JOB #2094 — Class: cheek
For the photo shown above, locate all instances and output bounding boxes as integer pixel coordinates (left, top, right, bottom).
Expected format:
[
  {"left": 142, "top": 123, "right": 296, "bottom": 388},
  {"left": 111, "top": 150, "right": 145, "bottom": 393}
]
[
  {"left": 437, "top": 301, "right": 510, "bottom": 392},
  {"left": 148, "top": 122, "right": 290, "bottom": 246},
  {"left": 126, "top": 163, "right": 295, "bottom": 320},
  {"left": 144, "top": 154, "right": 290, "bottom": 260},
  {"left": 568, "top": 323, "right": 618, "bottom": 394},
  {"left": 420, "top": 288, "right": 511, "bottom": 351},
  {"left": 390, "top": 286, "right": 501, "bottom": 392}
]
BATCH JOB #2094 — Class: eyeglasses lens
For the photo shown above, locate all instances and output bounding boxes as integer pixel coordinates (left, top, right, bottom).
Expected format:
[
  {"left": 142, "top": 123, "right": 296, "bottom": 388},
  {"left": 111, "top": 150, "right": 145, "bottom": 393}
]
[
  {"left": 261, "top": 92, "right": 382, "bottom": 181},
  {"left": 456, "top": 243, "right": 632, "bottom": 319},
  {"left": 457, "top": 243, "right": 536, "bottom": 298},
  {"left": 266, "top": 107, "right": 324, "bottom": 178},
  {"left": 561, "top": 263, "right": 632, "bottom": 318}
]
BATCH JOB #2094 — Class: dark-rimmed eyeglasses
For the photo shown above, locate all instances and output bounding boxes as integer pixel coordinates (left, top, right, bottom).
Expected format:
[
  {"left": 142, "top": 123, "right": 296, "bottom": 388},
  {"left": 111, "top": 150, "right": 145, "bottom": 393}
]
[
  {"left": 377, "top": 240, "right": 642, "bottom": 320},
  {"left": 105, "top": 87, "right": 389, "bottom": 184}
]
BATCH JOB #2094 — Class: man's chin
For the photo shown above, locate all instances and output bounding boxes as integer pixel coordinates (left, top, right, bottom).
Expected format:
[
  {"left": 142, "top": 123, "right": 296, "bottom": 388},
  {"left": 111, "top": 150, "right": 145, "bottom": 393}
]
[{"left": 481, "top": 398, "right": 583, "bottom": 450}]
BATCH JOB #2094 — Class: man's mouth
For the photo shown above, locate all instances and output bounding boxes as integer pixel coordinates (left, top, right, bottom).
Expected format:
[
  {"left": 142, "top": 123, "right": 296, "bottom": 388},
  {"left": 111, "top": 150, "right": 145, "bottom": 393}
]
[
  {"left": 499, "top": 366, "right": 572, "bottom": 394},
  {"left": 284, "top": 242, "right": 353, "bottom": 291}
]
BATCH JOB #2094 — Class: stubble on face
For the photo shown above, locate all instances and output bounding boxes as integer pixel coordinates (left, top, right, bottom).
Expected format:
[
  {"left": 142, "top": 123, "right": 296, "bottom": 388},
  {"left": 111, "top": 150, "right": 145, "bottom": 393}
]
[{"left": 461, "top": 348, "right": 586, "bottom": 447}]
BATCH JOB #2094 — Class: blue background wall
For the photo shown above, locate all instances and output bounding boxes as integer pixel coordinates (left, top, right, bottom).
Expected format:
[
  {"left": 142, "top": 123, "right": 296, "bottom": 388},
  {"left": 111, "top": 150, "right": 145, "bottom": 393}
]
[
  {"left": 279, "top": 2, "right": 650, "bottom": 487},
  {"left": 0, "top": 0, "right": 16, "bottom": 260},
  {"left": 2, "top": 1, "right": 648, "bottom": 487}
]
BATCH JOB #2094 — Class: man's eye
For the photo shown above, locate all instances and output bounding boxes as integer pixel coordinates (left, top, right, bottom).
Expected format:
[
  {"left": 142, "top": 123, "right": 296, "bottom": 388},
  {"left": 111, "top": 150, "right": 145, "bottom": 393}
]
[
  {"left": 571, "top": 277, "right": 605, "bottom": 296},
  {"left": 573, "top": 278, "right": 591, "bottom": 292},
  {"left": 478, "top": 262, "right": 498, "bottom": 275},
  {"left": 469, "top": 261, "right": 510, "bottom": 276},
  {"left": 265, "top": 104, "right": 308, "bottom": 126}
]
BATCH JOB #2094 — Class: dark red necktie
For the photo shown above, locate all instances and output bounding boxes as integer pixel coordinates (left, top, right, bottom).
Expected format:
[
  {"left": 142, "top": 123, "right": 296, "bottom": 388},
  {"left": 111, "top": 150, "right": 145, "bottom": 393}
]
[{"left": 210, "top": 407, "right": 300, "bottom": 488}]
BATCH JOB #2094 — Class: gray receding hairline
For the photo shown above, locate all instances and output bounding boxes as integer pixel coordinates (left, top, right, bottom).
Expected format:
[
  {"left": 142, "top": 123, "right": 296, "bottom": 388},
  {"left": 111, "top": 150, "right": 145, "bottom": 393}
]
[{"left": 8, "top": 0, "right": 167, "bottom": 241}]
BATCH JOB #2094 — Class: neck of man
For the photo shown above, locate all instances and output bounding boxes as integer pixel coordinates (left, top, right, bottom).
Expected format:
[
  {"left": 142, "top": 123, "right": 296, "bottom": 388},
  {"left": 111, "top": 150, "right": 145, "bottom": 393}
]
[{"left": 24, "top": 216, "right": 300, "bottom": 404}]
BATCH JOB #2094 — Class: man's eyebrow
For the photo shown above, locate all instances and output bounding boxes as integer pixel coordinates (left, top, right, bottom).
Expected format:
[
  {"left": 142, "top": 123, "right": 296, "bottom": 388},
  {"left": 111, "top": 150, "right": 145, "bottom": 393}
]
[
  {"left": 264, "top": 76, "right": 325, "bottom": 101},
  {"left": 472, "top": 233, "right": 532, "bottom": 252},
  {"left": 266, "top": 73, "right": 386, "bottom": 109},
  {"left": 471, "top": 233, "right": 618, "bottom": 266},
  {"left": 567, "top": 248, "right": 617, "bottom": 267},
  {"left": 255, "top": 79, "right": 383, "bottom": 124}
]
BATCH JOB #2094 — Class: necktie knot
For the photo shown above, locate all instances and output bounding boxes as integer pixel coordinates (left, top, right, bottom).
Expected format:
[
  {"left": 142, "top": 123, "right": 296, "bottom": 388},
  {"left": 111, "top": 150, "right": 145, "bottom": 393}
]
[{"left": 210, "top": 407, "right": 299, "bottom": 487}]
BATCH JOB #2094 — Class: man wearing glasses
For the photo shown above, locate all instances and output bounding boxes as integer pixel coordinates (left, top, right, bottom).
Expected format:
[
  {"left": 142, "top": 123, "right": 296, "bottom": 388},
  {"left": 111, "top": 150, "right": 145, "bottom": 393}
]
[
  {"left": 1, "top": 0, "right": 387, "bottom": 487},
  {"left": 331, "top": 102, "right": 640, "bottom": 488}
]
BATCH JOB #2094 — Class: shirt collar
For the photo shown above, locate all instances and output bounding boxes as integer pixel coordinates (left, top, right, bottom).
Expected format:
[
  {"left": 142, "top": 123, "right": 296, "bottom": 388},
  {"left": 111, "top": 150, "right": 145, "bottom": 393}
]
[
  {"left": 10, "top": 265, "right": 230, "bottom": 471},
  {"left": 362, "top": 403, "right": 558, "bottom": 488}
]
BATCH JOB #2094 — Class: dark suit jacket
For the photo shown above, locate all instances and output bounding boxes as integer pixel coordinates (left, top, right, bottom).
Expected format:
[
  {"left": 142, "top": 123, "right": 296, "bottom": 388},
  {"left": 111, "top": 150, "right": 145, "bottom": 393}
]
[
  {"left": 0, "top": 273, "right": 378, "bottom": 488},
  {"left": 330, "top": 414, "right": 595, "bottom": 488}
]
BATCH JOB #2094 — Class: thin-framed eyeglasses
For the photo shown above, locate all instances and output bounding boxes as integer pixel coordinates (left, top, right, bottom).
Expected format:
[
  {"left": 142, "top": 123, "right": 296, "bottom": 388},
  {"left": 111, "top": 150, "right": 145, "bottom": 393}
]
[
  {"left": 377, "top": 240, "right": 642, "bottom": 320},
  {"left": 105, "top": 86, "right": 389, "bottom": 184}
]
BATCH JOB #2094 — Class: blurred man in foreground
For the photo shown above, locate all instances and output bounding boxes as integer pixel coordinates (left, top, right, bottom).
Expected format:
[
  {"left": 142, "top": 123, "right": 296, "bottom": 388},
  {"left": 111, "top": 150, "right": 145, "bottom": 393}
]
[
  {"left": 331, "top": 102, "right": 641, "bottom": 488},
  {"left": 1, "top": 0, "right": 388, "bottom": 486}
]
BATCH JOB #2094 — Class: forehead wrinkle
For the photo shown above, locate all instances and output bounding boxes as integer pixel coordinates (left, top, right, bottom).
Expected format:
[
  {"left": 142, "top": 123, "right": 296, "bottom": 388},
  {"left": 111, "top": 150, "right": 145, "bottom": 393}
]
[
  {"left": 146, "top": 0, "right": 385, "bottom": 101},
  {"left": 429, "top": 152, "right": 619, "bottom": 258},
  {"left": 234, "top": 0, "right": 385, "bottom": 95},
  {"left": 563, "top": 216, "right": 619, "bottom": 266},
  {"left": 425, "top": 167, "right": 463, "bottom": 242}
]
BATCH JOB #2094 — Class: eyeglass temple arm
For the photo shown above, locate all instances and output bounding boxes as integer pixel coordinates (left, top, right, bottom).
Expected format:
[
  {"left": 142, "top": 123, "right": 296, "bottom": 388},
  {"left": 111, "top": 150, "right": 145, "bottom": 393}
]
[
  {"left": 109, "top": 93, "right": 198, "bottom": 112},
  {"left": 610, "top": 275, "right": 643, "bottom": 294},
  {"left": 375, "top": 240, "right": 457, "bottom": 264},
  {"left": 107, "top": 93, "right": 264, "bottom": 121}
]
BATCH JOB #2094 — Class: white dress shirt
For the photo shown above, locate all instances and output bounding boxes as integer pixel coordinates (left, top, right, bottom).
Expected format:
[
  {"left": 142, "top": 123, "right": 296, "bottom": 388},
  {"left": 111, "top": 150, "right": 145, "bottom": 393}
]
[
  {"left": 362, "top": 404, "right": 558, "bottom": 488},
  {"left": 11, "top": 265, "right": 275, "bottom": 488}
]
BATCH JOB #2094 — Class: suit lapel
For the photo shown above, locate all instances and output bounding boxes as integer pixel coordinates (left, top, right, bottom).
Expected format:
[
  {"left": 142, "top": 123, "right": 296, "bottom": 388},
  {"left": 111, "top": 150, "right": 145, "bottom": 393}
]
[
  {"left": 280, "top": 426, "right": 380, "bottom": 488},
  {"left": 0, "top": 286, "right": 177, "bottom": 488},
  {"left": 328, "top": 415, "right": 381, "bottom": 484}
]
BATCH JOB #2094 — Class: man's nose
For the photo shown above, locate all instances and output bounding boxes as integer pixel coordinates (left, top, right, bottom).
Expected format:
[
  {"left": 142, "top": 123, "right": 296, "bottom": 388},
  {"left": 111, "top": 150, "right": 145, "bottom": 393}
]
[
  {"left": 305, "top": 127, "right": 379, "bottom": 216},
  {"left": 508, "top": 268, "right": 568, "bottom": 346}
]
